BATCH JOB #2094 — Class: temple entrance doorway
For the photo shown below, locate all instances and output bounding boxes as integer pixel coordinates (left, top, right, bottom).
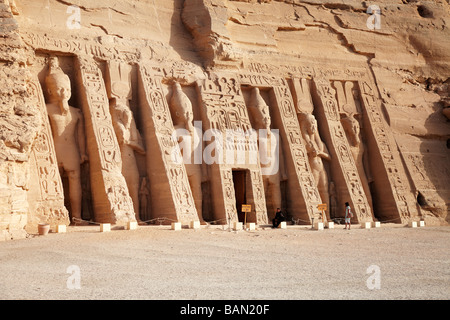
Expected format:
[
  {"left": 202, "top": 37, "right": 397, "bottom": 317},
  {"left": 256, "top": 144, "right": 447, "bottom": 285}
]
[{"left": 232, "top": 169, "right": 248, "bottom": 223}]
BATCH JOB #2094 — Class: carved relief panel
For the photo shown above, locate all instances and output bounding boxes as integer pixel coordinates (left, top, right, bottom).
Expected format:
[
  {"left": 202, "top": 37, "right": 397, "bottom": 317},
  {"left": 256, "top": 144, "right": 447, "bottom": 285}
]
[
  {"left": 313, "top": 78, "right": 373, "bottom": 223},
  {"left": 272, "top": 80, "right": 323, "bottom": 223},
  {"left": 196, "top": 73, "right": 268, "bottom": 225},
  {"left": 358, "top": 79, "right": 419, "bottom": 223},
  {"left": 76, "top": 56, "right": 135, "bottom": 224},
  {"left": 238, "top": 74, "right": 323, "bottom": 224},
  {"left": 138, "top": 64, "right": 199, "bottom": 224},
  {"left": 27, "top": 78, "right": 69, "bottom": 225}
]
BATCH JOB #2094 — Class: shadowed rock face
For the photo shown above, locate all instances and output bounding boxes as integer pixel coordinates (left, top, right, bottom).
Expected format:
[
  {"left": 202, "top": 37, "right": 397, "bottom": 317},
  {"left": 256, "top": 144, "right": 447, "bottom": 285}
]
[{"left": 1, "top": 0, "right": 449, "bottom": 240}]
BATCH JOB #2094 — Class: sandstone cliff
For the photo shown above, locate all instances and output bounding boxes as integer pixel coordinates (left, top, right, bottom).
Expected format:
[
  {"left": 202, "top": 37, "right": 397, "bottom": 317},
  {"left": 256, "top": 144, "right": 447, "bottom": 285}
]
[{"left": 0, "top": 0, "right": 448, "bottom": 240}]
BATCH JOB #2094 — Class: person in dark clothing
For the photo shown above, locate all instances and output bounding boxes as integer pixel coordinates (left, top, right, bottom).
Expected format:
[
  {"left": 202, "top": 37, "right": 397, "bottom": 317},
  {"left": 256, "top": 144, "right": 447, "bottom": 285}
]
[{"left": 272, "top": 208, "right": 285, "bottom": 228}]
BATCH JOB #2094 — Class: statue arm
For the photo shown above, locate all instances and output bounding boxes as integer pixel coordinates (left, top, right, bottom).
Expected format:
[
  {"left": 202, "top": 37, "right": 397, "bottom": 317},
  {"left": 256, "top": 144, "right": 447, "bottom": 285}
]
[
  {"left": 319, "top": 140, "right": 331, "bottom": 161},
  {"left": 114, "top": 120, "right": 128, "bottom": 145},
  {"left": 312, "top": 131, "right": 330, "bottom": 161},
  {"left": 129, "top": 118, "right": 146, "bottom": 154}
]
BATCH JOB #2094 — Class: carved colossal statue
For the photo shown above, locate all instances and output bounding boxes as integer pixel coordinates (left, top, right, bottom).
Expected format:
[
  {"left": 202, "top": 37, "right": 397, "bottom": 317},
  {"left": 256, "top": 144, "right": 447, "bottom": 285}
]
[
  {"left": 299, "top": 112, "right": 331, "bottom": 218},
  {"left": 171, "top": 82, "right": 195, "bottom": 133},
  {"left": 248, "top": 87, "right": 286, "bottom": 215},
  {"left": 139, "top": 176, "right": 150, "bottom": 222},
  {"left": 110, "top": 102, "right": 145, "bottom": 222},
  {"left": 340, "top": 112, "right": 373, "bottom": 209},
  {"left": 249, "top": 87, "right": 271, "bottom": 132},
  {"left": 45, "top": 57, "right": 88, "bottom": 224},
  {"left": 106, "top": 60, "right": 145, "bottom": 223},
  {"left": 170, "top": 82, "right": 204, "bottom": 222}
]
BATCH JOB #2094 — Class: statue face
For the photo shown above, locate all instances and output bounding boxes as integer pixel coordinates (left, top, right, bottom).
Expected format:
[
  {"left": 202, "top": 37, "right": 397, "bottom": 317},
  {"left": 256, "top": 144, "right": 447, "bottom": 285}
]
[
  {"left": 263, "top": 115, "right": 271, "bottom": 130},
  {"left": 48, "top": 74, "right": 72, "bottom": 104},
  {"left": 351, "top": 119, "right": 361, "bottom": 143},
  {"left": 352, "top": 121, "right": 360, "bottom": 136},
  {"left": 307, "top": 116, "right": 317, "bottom": 133}
]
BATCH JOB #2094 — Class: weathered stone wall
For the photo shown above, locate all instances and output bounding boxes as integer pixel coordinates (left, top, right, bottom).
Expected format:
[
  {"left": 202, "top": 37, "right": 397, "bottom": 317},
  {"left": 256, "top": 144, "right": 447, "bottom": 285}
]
[{"left": 0, "top": 0, "right": 448, "bottom": 240}]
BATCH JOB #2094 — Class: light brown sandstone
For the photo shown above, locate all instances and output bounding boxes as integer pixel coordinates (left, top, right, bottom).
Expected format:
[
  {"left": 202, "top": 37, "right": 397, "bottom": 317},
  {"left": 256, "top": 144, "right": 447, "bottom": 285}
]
[{"left": 0, "top": 0, "right": 448, "bottom": 240}]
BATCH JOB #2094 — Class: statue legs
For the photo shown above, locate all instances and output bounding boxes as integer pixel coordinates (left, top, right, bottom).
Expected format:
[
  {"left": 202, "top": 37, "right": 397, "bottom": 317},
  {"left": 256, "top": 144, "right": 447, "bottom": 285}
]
[{"left": 66, "top": 169, "right": 83, "bottom": 223}]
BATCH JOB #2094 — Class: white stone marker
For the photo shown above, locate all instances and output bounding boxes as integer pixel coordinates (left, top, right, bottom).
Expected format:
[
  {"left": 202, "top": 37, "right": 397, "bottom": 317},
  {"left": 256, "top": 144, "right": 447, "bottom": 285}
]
[
  {"left": 361, "top": 222, "right": 371, "bottom": 229},
  {"left": 126, "top": 221, "right": 138, "bottom": 230},
  {"left": 55, "top": 225, "right": 66, "bottom": 233},
  {"left": 100, "top": 223, "right": 111, "bottom": 232},
  {"left": 314, "top": 222, "right": 324, "bottom": 230},
  {"left": 233, "top": 221, "right": 243, "bottom": 231},
  {"left": 171, "top": 222, "right": 182, "bottom": 231},
  {"left": 189, "top": 220, "right": 200, "bottom": 229},
  {"left": 278, "top": 221, "right": 287, "bottom": 229},
  {"left": 246, "top": 222, "right": 256, "bottom": 231},
  {"left": 408, "top": 221, "right": 417, "bottom": 228}
]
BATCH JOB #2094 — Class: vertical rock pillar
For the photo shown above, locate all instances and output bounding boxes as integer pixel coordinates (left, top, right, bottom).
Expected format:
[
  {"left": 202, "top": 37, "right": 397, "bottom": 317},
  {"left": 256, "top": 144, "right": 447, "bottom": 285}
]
[
  {"left": 196, "top": 73, "right": 268, "bottom": 225},
  {"left": 358, "top": 79, "right": 419, "bottom": 223},
  {"left": 312, "top": 78, "right": 373, "bottom": 223},
  {"left": 27, "top": 78, "right": 69, "bottom": 227},
  {"left": 137, "top": 64, "right": 199, "bottom": 225},
  {"left": 270, "top": 79, "right": 322, "bottom": 224},
  {"left": 75, "top": 56, "right": 135, "bottom": 224}
]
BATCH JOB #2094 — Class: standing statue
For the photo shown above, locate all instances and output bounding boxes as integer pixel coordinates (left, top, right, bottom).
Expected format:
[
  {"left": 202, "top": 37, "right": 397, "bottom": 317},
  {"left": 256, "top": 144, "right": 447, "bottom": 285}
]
[
  {"left": 107, "top": 61, "right": 145, "bottom": 223},
  {"left": 110, "top": 102, "right": 145, "bottom": 223},
  {"left": 248, "top": 87, "right": 286, "bottom": 216},
  {"left": 170, "top": 82, "right": 204, "bottom": 222},
  {"left": 45, "top": 57, "right": 88, "bottom": 224},
  {"left": 299, "top": 112, "right": 331, "bottom": 219},
  {"left": 340, "top": 112, "right": 373, "bottom": 209},
  {"left": 139, "top": 176, "right": 150, "bottom": 222}
]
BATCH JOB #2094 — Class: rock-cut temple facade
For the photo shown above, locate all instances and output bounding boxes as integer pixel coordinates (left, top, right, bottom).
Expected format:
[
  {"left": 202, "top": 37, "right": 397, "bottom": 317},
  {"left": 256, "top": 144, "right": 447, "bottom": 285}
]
[{"left": 1, "top": 0, "right": 449, "bottom": 240}]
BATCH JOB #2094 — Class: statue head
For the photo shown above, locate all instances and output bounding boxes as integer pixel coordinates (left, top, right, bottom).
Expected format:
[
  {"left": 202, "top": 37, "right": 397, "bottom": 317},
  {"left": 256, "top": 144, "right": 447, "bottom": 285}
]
[
  {"left": 341, "top": 113, "right": 360, "bottom": 145},
  {"left": 173, "top": 82, "right": 194, "bottom": 132},
  {"left": 45, "top": 58, "right": 71, "bottom": 110},
  {"left": 251, "top": 87, "right": 271, "bottom": 131},
  {"left": 299, "top": 112, "right": 317, "bottom": 134}
]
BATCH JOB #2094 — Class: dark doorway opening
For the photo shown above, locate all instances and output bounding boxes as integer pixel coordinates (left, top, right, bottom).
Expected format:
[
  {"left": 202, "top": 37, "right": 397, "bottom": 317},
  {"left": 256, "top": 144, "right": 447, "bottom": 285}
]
[{"left": 232, "top": 170, "right": 247, "bottom": 223}]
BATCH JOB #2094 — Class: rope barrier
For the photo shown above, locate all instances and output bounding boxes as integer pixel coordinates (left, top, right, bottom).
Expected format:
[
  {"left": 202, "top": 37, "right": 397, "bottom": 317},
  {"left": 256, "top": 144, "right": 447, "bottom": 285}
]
[
  {"left": 72, "top": 215, "right": 409, "bottom": 230},
  {"left": 72, "top": 217, "right": 101, "bottom": 225},
  {"left": 140, "top": 217, "right": 178, "bottom": 225}
]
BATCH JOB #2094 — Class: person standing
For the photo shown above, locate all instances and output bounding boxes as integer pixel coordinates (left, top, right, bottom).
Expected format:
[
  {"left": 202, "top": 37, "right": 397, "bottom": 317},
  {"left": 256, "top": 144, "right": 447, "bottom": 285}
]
[{"left": 344, "top": 202, "right": 353, "bottom": 230}]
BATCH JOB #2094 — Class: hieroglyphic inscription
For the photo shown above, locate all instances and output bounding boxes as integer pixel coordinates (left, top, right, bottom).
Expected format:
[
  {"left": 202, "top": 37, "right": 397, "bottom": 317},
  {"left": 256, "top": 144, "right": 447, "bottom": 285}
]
[
  {"left": 272, "top": 80, "right": 322, "bottom": 222},
  {"left": 358, "top": 80, "right": 419, "bottom": 222},
  {"left": 220, "top": 167, "right": 238, "bottom": 223},
  {"left": 77, "top": 57, "right": 135, "bottom": 223},
  {"left": 23, "top": 32, "right": 139, "bottom": 62},
  {"left": 139, "top": 64, "right": 198, "bottom": 223},
  {"left": 197, "top": 74, "right": 267, "bottom": 224},
  {"left": 238, "top": 73, "right": 322, "bottom": 223},
  {"left": 314, "top": 78, "right": 373, "bottom": 222},
  {"left": 250, "top": 169, "right": 268, "bottom": 224}
]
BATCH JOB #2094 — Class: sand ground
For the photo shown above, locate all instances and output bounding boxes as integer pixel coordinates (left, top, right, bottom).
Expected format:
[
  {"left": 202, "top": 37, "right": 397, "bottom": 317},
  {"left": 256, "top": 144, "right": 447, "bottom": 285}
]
[{"left": 0, "top": 223, "right": 449, "bottom": 300}]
